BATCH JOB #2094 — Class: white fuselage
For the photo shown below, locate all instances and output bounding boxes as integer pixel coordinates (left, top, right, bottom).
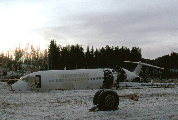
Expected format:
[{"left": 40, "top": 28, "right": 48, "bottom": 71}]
[
  {"left": 11, "top": 64, "right": 144, "bottom": 92},
  {"left": 11, "top": 69, "right": 106, "bottom": 92}
]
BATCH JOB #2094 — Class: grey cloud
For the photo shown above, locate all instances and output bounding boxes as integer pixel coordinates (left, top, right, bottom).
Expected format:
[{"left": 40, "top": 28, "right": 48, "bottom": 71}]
[{"left": 36, "top": 0, "right": 178, "bottom": 59}]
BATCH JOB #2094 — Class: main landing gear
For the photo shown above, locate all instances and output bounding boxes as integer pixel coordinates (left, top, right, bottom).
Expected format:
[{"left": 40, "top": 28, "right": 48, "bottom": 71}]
[{"left": 90, "top": 90, "right": 119, "bottom": 111}]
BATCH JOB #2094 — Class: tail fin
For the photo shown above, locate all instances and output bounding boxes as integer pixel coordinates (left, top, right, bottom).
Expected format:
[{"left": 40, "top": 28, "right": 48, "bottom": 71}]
[{"left": 133, "top": 61, "right": 142, "bottom": 76}]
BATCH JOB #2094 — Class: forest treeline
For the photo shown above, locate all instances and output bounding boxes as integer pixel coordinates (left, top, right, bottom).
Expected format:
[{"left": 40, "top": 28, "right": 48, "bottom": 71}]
[
  {"left": 48, "top": 40, "right": 178, "bottom": 71},
  {"left": 48, "top": 40, "right": 142, "bottom": 70},
  {"left": 0, "top": 40, "right": 177, "bottom": 72}
]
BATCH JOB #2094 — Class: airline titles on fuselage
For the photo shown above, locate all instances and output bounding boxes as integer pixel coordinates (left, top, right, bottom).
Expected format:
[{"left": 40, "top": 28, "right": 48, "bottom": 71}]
[{"left": 48, "top": 73, "right": 104, "bottom": 83}]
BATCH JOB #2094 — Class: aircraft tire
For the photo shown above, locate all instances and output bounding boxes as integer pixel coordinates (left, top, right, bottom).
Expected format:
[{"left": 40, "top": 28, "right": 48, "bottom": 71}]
[
  {"left": 98, "top": 90, "right": 119, "bottom": 111},
  {"left": 93, "top": 90, "right": 104, "bottom": 105}
]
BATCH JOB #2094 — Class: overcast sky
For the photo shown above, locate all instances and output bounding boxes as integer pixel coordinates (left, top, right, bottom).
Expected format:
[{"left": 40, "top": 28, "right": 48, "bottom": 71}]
[{"left": 0, "top": 0, "right": 178, "bottom": 59}]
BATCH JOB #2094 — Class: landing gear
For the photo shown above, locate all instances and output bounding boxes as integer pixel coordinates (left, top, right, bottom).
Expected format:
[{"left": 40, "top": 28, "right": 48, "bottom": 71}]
[
  {"left": 90, "top": 90, "right": 119, "bottom": 111},
  {"left": 93, "top": 90, "right": 104, "bottom": 105},
  {"left": 102, "top": 70, "right": 114, "bottom": 89}
]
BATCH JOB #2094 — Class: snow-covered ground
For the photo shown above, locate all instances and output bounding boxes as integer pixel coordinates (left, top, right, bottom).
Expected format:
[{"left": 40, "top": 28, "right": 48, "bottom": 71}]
[{"left": 0, "top": 83, "right": 178, "bottom": 120}]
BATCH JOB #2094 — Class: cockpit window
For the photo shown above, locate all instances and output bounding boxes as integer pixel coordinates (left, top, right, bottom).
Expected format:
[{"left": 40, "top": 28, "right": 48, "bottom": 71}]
[{"left": 20, "top": 76, "right": 28, "bottom": 82}]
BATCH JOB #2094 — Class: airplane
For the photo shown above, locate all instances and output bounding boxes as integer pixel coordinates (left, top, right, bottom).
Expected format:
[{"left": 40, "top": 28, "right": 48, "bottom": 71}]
[{"left": 11, "top": 61, "right": 164, "bottom": 92}]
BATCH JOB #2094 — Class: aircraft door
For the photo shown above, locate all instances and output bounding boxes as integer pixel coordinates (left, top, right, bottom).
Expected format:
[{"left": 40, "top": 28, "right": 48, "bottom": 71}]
[
  {"left": 35, "top": 75, "right": 41, "bottom": 88},
  {"left": 28, "top": 76, "right": 36, "bottom": 90},
  {"left": 28, "top": 75, "right": 41, "bottom": 90}
]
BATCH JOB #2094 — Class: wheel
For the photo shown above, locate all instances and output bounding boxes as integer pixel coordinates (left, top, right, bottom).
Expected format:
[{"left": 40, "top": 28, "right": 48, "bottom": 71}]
[
  {"left": 98, "top": 90, "right": 119, "bottom": 111},
  {"left": 93, "top": 90, "right": 104, "bottom": 105}
]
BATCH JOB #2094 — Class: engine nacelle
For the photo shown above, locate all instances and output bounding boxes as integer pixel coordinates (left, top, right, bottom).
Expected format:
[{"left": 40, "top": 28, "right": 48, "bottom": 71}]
[{"left": 132, "top": 77, "right": 140, "bottom": 82}]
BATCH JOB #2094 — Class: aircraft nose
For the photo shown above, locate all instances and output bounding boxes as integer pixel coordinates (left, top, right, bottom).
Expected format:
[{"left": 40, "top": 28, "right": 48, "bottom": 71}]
[{"left": 11, "top": 80, "right": 28, "bottom": 92}]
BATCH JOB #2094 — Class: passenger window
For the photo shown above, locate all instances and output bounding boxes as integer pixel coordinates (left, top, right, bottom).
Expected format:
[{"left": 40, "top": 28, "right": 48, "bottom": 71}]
[
  {"left": 70, "top": 74, "right": 73, "bottom": 78},
  {"left": 93, "top": 78, "right": 95, "bottom": 80},
  {"left": 90, "top": 78, "right": 92, "bottom": 80},
  {"left": 87, "top": 73, "right": 89, "bottom": 77},
  {"left": 65, "top": 74, "right": 69, "bottom": 78},
  {"left": 49, "top": 80, "right": 51, "bottom": 82},
  {"left": 96, "top": 77, "right": 98, "bottom": 80},
  {"left": 99, "top": 77, "right": 101, "bottom": 80},
  {"left": 52, "top": 80, "right": 54, "bottom": 82},
  {"left": 102, "top": 77, "right": 104, "bottom": 79},
  {"left": 56, "top": 79, "right": 58, "bottom": 82}
]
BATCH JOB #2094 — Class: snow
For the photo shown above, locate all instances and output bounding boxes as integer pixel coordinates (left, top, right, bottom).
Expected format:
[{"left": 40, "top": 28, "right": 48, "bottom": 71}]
[{"left": 0, "top": 84, "right": 178, "bottom": 119}]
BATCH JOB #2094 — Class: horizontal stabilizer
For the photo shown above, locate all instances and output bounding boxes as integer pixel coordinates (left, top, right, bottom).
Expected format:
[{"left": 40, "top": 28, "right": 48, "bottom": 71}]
[{"left": 124, "top": 61, "right": 164, "bottom": 70}]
